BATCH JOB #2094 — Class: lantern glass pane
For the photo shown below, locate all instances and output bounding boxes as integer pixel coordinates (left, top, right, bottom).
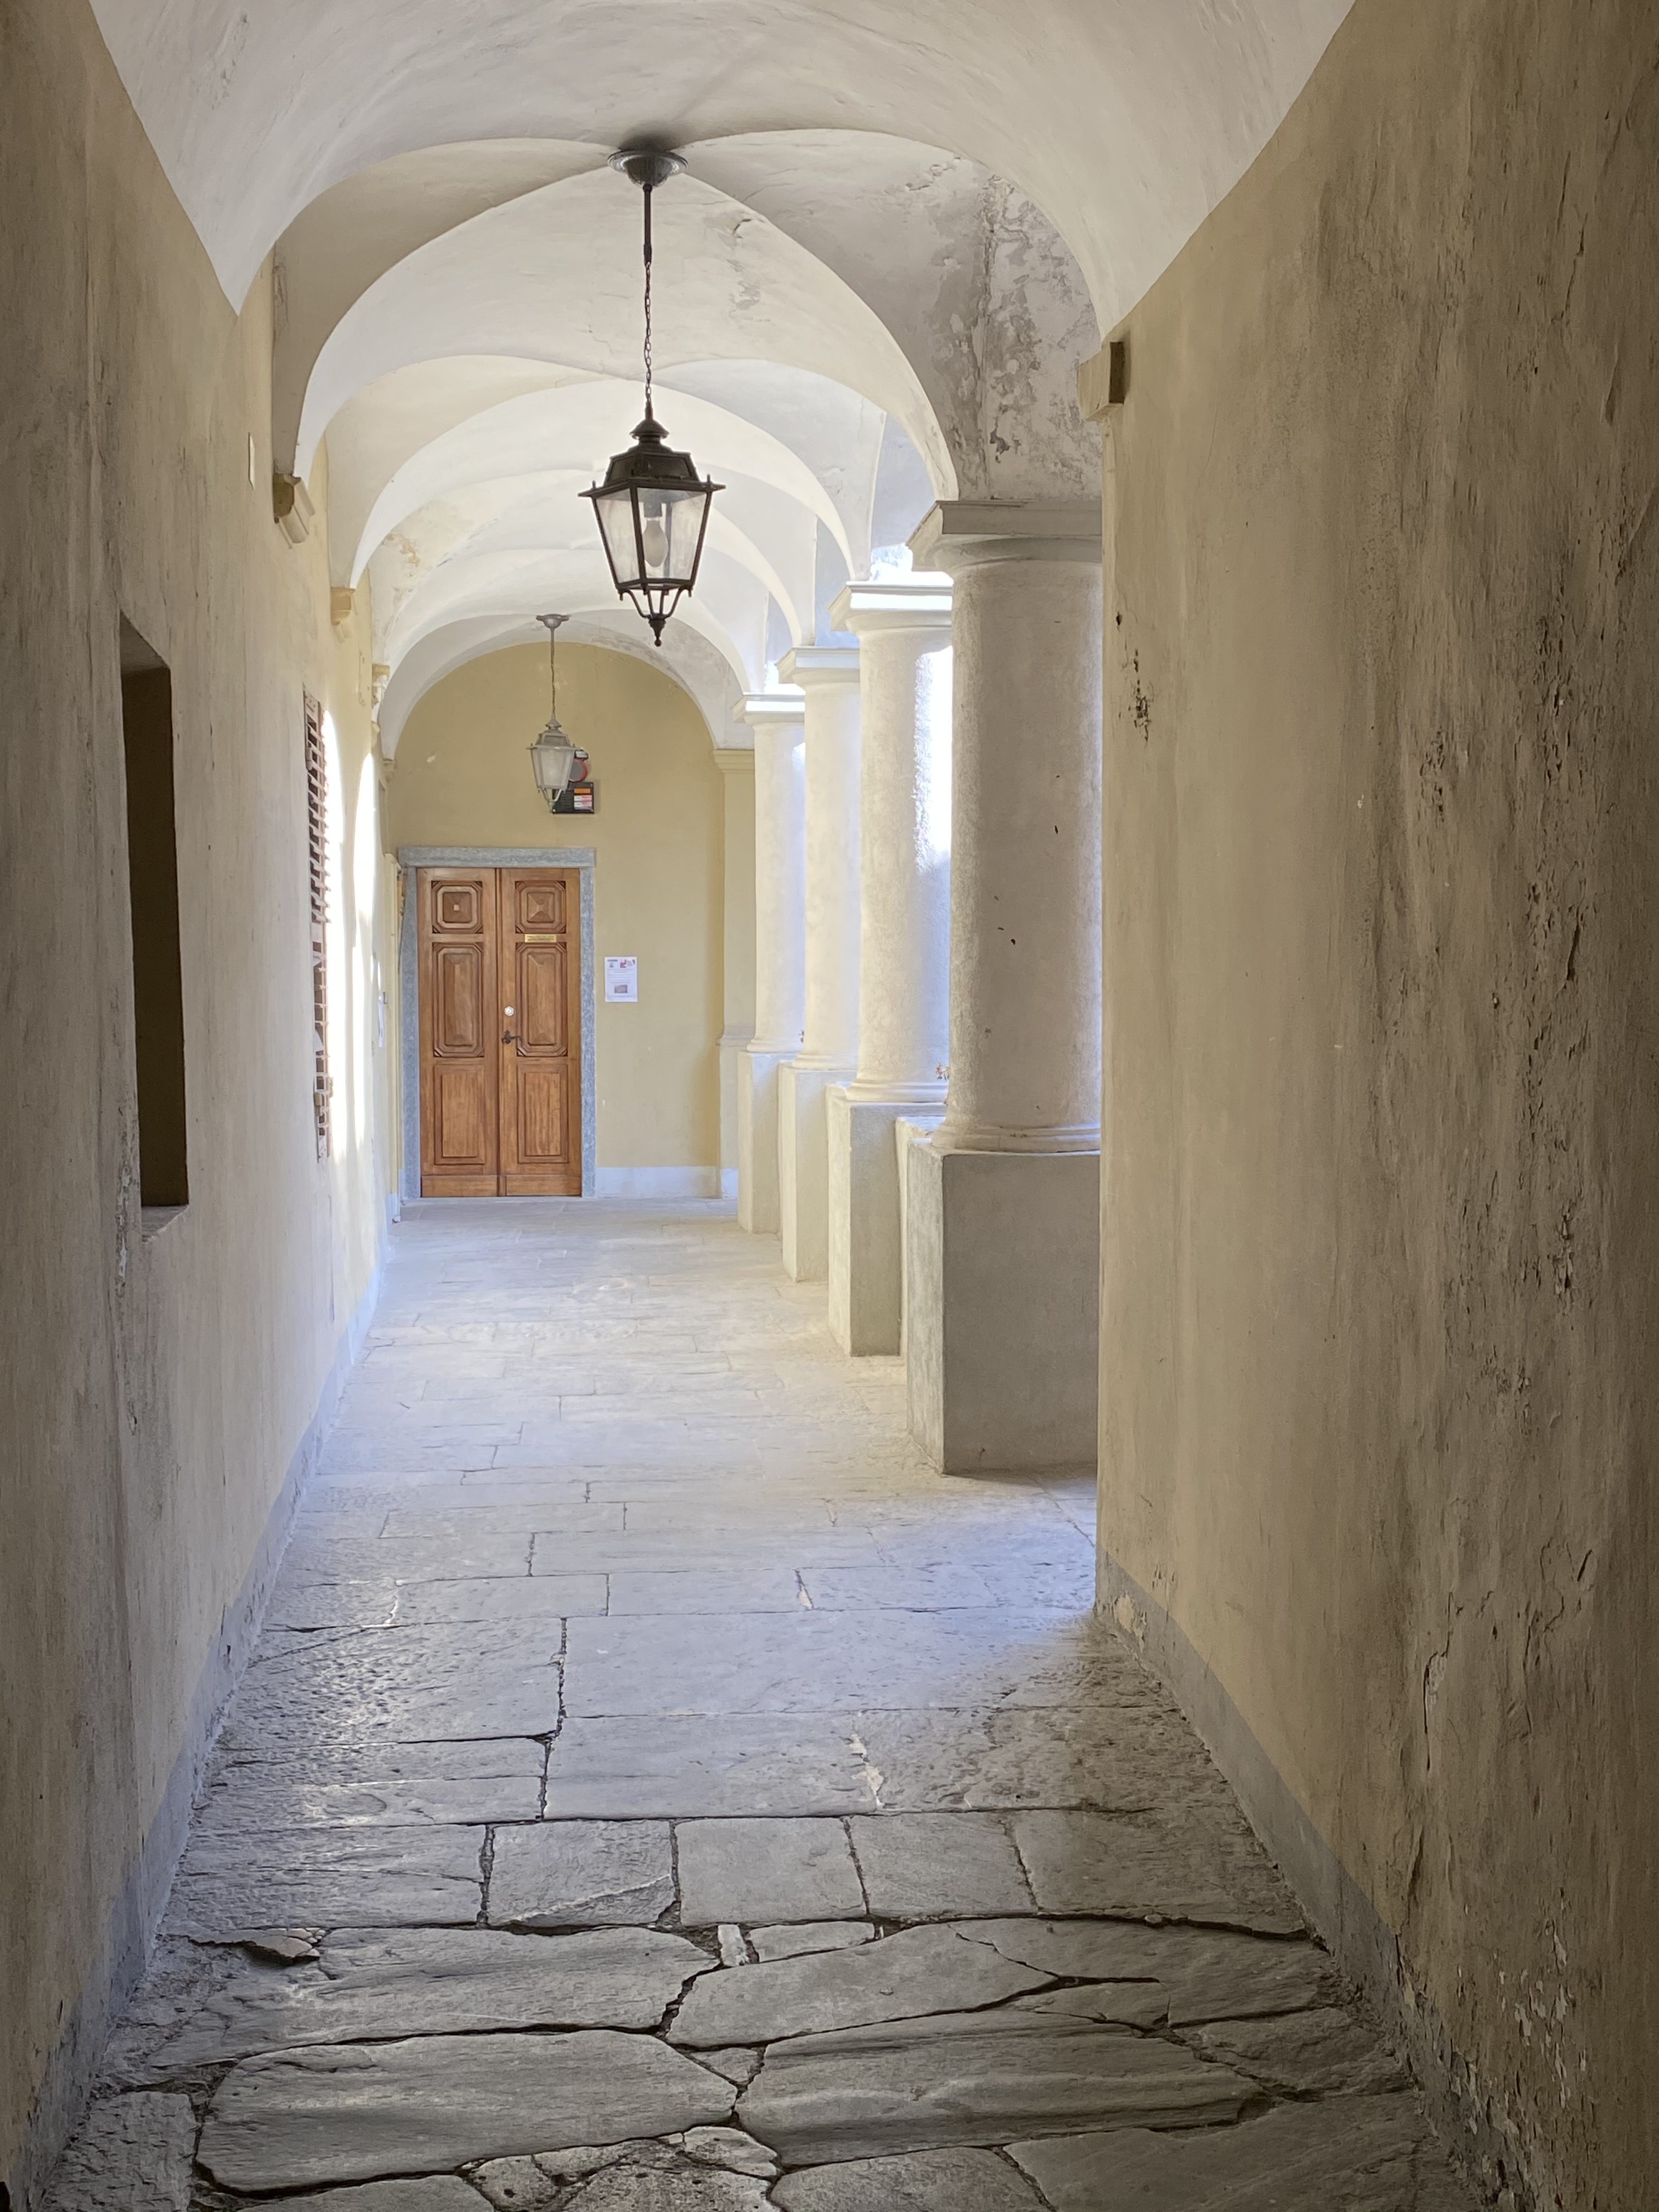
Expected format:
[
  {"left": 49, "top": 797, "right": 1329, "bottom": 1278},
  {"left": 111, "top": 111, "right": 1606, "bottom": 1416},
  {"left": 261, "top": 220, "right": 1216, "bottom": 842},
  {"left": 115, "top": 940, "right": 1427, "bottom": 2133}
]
[
  {"left": 667, "top": 488, "right": 708, "bottom": 579},
  {"left": 595, "top": 489, "right": 642, "bottom": 589}
]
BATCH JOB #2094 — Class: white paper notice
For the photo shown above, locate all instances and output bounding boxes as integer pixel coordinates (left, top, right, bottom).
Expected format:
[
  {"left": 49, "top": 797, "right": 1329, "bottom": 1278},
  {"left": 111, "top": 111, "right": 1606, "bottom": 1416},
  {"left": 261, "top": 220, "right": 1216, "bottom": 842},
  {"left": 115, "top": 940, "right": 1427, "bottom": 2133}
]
[{"left": 605, "top": 956, "right": 639, "bottom": 1003}]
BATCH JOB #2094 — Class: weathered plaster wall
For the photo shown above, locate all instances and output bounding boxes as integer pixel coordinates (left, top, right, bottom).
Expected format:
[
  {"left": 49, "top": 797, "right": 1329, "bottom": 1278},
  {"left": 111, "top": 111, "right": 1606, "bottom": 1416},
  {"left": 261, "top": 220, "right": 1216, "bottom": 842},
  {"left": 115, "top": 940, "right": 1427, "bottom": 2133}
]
[
  {"left": 0, "top": 0, "right": 392, "bottom": 2195},
  {"left": 1097, "top": 1, "right": 1657, "bottom": 2205},
  {"left": 387, "top": 645, "right": 724, "bottom": 1176}
]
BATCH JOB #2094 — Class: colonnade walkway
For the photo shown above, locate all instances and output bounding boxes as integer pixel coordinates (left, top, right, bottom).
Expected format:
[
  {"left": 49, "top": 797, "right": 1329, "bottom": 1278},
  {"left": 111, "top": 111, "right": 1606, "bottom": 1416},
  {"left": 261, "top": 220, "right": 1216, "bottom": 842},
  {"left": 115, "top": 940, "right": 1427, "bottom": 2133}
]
[{"left": 54, "top": 1203, "right": 1477, "bottom": 2210}]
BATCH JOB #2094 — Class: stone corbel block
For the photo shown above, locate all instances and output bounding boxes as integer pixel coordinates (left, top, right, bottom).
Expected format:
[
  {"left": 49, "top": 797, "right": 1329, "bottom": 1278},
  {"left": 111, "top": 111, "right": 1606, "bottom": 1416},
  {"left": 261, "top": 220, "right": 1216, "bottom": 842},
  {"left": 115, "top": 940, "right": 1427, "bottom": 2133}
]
[
  {"left": 1077, "top": 337, "right": 1128, "bottom": 422},
  {"left": 273, "top": 471, "right": 314, "bottom": 544}
]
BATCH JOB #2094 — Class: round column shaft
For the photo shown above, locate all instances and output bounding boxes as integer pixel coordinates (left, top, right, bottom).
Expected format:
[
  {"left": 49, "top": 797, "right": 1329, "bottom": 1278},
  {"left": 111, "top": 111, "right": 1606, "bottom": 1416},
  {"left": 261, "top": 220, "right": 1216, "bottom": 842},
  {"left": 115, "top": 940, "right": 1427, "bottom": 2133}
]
[
  {"left": 748, "top": 697, "right": 807, "bottom": 1054},
  {"left": 918, "top": 504, "right": 1103, "bottom": 1148},
  {"left": 780, "top": 647, "right": 862, "bottom": 1071}
]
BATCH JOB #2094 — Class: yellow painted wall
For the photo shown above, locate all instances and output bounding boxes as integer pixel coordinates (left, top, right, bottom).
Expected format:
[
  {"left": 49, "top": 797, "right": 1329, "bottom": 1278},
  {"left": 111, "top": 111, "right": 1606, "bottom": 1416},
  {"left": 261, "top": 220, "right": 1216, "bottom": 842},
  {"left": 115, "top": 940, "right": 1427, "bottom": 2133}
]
[
  {"left": 1, "top": 0, "right": 394, "bottom": 2192},
  {"left": 1097, "top": 0, "right": 1658, "bottom": 2202},
  {"left": 387, "top": 644, "right": 724, "bottom": 1174}
]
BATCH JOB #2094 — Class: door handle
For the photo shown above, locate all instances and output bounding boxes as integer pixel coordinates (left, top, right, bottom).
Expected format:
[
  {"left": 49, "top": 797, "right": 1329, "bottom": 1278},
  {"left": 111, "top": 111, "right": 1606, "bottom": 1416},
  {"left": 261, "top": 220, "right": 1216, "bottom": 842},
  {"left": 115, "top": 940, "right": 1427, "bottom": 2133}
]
[{"left": 502, "top": 1029, "right": 518, "bottom": 1045}]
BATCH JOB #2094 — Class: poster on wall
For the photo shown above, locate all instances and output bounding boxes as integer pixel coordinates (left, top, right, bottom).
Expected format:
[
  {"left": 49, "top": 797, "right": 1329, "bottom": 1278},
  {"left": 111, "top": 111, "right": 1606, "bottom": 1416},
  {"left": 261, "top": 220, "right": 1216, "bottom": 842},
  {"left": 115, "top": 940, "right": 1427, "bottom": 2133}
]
[{"left": 605, "top": 957, "right": 639, "bottom": 1003}]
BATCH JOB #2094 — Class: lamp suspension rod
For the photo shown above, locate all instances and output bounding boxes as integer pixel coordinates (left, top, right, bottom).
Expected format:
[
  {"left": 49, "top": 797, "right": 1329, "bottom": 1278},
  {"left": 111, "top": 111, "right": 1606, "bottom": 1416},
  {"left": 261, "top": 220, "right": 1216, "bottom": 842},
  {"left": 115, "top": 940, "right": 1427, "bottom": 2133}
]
[{"left": 641, "top": 171, "right": 654, "bottom": 421}]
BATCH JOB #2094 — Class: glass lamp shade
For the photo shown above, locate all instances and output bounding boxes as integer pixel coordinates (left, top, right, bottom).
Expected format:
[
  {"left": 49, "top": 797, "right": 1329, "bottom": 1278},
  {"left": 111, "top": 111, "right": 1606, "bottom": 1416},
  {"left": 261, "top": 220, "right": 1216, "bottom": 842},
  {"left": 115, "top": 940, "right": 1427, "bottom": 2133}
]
[
  {"left": 529, "top": 718, "right": 579, "bottom": 808},
  {"left": 582, "top": 413, "right": 721, "bottom": 643}
]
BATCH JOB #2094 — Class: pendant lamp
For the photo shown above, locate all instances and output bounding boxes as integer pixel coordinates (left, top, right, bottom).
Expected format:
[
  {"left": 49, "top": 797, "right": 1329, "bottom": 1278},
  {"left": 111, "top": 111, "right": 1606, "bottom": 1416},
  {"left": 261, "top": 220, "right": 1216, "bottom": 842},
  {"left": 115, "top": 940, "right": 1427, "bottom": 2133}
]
[
  {"left": 582, "top": 150, "right": 722, "bottom": 645},
  {"left": 528, "top": 614, "right": 580, "bottom": 809}
]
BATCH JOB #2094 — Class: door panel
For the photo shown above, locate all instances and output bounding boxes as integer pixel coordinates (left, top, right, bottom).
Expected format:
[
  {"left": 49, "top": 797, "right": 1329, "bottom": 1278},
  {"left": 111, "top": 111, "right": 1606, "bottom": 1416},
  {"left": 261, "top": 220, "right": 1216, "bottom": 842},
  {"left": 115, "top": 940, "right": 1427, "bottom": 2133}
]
[
  {"left": 417, "top": 864, "right": 582, "bottom": 1198},
  {"left": 419, "top": 868, "right": 499, "bottom": 1195},
  {"left": 500, "top": 867, "right": 581, "bottom": 1195}
]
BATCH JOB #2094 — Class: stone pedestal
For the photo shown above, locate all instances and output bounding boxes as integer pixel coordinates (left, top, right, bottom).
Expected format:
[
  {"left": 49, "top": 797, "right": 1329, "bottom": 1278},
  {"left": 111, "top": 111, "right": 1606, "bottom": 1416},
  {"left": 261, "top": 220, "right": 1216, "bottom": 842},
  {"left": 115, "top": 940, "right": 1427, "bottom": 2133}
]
[
  {"left": 735, "top": 693, "right": 806, "bottom": 1236},
  {"left": 825, "top": 578, "right": 954, "bottom": 1353},
  {"left": 904, "top": 501, "right": 1104, "bottom": 1466},
  {"left": 715, "top": 743, "right": 756, "bottom": 1204},
  {"left": 905, "top": 1144, "right": 1101, "bottom": 1471},
  {"left": 776, "top": 647, "right": 861, "bottom": 1280}
]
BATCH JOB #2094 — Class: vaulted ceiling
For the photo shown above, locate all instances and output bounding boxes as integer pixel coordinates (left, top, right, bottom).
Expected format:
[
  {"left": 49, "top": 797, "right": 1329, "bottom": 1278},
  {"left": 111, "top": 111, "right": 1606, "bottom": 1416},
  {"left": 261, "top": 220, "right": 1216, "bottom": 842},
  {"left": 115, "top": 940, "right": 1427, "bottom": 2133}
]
[{"left": 90, "top": 1, "right": 1353, "bottom": 747}]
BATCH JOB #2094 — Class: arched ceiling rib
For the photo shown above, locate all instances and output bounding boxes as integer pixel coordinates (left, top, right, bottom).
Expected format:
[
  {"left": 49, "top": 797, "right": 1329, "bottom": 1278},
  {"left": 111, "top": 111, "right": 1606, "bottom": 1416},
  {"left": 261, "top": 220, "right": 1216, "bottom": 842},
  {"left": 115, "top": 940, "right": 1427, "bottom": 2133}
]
[{"left": 89, "top": 0, "right": 1353, "bottom": 334}]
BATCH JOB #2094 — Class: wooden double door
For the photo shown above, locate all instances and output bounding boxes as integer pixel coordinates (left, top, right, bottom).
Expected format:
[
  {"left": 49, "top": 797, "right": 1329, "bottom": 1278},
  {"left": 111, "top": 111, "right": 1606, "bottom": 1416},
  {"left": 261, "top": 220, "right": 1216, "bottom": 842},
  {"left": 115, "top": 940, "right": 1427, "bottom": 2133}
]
[{"left": 417, "top": 866, "right": 583, "bottom": 1197}]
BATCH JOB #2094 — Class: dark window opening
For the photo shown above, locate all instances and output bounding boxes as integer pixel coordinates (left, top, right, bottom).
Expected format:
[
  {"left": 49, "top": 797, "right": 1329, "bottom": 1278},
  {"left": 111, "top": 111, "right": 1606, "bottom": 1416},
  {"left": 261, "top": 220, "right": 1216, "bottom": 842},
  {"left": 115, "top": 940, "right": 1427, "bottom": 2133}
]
[
  {"left": 304, "top": 692, "right": 332, "bottom": 1160},
  {"left": 119, "top": 619, "right": 189, "bottom": 1211}
]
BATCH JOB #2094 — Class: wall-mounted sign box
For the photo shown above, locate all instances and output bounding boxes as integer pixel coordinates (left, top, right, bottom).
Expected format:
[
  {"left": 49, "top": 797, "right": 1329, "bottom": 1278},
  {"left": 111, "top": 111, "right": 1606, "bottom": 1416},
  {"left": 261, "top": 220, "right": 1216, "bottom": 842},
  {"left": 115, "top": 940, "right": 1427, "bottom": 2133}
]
[
  {"left": 550, "top": 780, "right": 596, "bottom": 815},
  {"left": 605, "top": 956, "right": 639, "bottom": 1003}
]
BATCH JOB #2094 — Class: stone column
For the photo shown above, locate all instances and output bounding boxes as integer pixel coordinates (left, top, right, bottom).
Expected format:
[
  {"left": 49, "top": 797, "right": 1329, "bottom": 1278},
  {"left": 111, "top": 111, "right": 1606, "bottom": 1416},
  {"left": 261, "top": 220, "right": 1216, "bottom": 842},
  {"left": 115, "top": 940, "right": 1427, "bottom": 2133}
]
[
  {"left": 904, "top": 501, "right": 1103, "bottom": 1470},
  {"left": 736, "top": 692, "right": 807, "bottom": 1235},
  {"left": 824, "top": 578, "right": 954, "bottom": 1352},
  {"left": 775, "top": 646, "right": 862, "bottom": 1280},
  {"left": 714, "top": 743, "right": 756, "bottom": 1201}
]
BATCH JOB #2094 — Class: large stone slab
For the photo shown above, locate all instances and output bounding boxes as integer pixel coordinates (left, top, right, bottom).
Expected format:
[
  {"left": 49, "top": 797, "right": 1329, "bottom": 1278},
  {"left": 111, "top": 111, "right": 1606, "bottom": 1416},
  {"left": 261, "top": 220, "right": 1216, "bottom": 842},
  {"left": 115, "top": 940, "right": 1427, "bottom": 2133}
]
[
  {"left": 488, "top": 1821, "right": 675, "bottom": 1926},
  {"left": 676, "top": 1819, "right": 865, "bottom": 1925},
  {"left": 1007, "top": 2097, "right": 1478, "bottom": 2210},
  {"left": 273, "top": 2182, "right": 486, "bottom": 2210},
  {"left": 166, "top": 1824, "right": 484, "bottom": 1936},
  {"left": 848, "top": 1815, "right": 1031, "bottom": 1917},
  {"left": 1011, "top": 1809, "right": 1304, "bottom": 1932},
  {"left": 850, "top": 1706, "right": 1221, "bottom": 1814},
  {"left": 393, "top": 1573, "right": 609, "bottom": 1624},
  {"left": 959, "top": 1920, "right": 1339, "bottom": 2023},
  {"left": 46, "top": 2092, "right": 195, "bottom": 2211},
  {"left": 561, "top": 1611, "right": 1127, "bottom": 1719},
  {"left": 138, "top": 1926, "right": 709, "bottom": 2069},
  {"left": 673, "top": 1926, "right": 1046, "bottom": 2047},
  {"left": 1189, "top": 2007, "right": 1408, "bottom": 2093},
  {"left": 223, "top": 1622, "right": 563, "bottom": 1749},
  {"left": 199, "top": 2031, "right": 735, "bottom": 2192},
  {"left": 772, "top": 2149, "right": 1044, "bottom": 2210},
  {"left": 738, "top": 2011, "right": 1252, "bottom": 2163},
  {"left": 545, "top": 1717, "right": 883, "bottom": 1817}
]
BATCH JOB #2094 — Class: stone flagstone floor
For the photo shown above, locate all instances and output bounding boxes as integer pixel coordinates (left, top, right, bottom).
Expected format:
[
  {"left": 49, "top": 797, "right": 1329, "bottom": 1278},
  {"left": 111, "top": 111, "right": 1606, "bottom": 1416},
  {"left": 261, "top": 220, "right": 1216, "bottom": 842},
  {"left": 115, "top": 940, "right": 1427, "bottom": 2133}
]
[{"left": 47, "top": 1201, "right": 1481, "bottom": 2211}]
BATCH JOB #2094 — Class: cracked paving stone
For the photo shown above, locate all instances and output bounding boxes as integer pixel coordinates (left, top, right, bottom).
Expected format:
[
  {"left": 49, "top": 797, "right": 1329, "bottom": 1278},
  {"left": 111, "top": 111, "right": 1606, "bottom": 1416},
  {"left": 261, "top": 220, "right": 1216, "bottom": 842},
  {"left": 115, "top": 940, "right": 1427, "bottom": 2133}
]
[
  {"left": 676, "top": 1818, "right": 865, "bottom": 1924},
  {"left": 270, "top": 2182, "right": 488, "bottom": 2210},
  {"left": 848, "top": 1706, "right": 1223, "bottom": 1814},
  {"left": 697, "top": 2048, "right": 763, "bottom": 2086},
  {"left": 165, "top": 1824, "right": 484, "bottom": 1936},
  {"left": 1007, "top": 2096, "right": 1474, "bottom": 2210},
  {"left": 751, "top": 1921, "right": 875, "bottom": 1962},
  {"left": 771, "top": 2148, "right": 1046, "bottom": 2210},
  {"left": 131, "top": 1926, "right": 710, "bottom": 2071},
  {"left": 670, "top": 1925, "right": 1047, "bottom": 2047},
  {"left": 222, "top": 1623, "right": 563, "bottom": 1750},
  {"left": 960, "top": 1919, "right": 1339, "bottom": 2023},
  {"left": 1011, "top": 1808, "right": 1305, "bottom": 1932},
  {"left": 44, "top": 2092, "right": 196, "bottom": 2211},
  {"left": 1010, "top": 1982, "right": 1170, "bottom": 2028},
  {"left": 848, "top": 1814, "right": 1031, "bottom": 1917},
  {"left": 1188, "top": 2007, "right": 1408, "bottom": 2094},
  {"left": 738, "top": 2009, "right": 1254, "bottom": 2164},
  {"left": 487, "top": 1820, "right": 676, "bottom": 1927},
  {"left": 199, "top": 2030, "right": 736, "bottom": 2192}
]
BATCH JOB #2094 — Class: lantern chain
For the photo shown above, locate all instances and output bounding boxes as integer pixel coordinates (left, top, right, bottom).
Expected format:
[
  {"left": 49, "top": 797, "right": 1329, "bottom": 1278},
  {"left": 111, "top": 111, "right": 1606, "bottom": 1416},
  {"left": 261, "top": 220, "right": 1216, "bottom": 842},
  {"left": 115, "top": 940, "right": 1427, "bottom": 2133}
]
[{"left": 641, "top": 177, "right": 655, "bottom": 421}]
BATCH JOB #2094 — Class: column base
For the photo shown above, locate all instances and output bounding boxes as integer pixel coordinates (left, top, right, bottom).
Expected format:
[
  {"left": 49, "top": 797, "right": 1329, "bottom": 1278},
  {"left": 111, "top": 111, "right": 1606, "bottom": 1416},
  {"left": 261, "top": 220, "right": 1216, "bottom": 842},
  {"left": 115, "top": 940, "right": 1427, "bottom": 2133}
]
[
  {"left": 779, "top": 1062, "right": 849, "bottom": 1282},
  {"left": 737, "top": 1048, "right": 793, "bottom": 1234},
  {"left": 905, "top": 1140, "right": 1100, "bottom": 1472},
  {"left": 828, "top": 1088, "right": 943, "bottom": 1353}
]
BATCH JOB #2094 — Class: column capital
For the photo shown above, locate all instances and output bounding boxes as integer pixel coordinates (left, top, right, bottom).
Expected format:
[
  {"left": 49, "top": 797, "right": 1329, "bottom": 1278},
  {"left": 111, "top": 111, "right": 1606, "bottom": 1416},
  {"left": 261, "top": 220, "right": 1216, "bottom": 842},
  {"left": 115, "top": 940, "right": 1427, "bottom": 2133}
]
[
  {"left": 735, "top": 689, "right": 805, "bottom": 736},
  {"left": 828, "top": 577, "right": 953, "bottom": 639},
  {"left": 909, "top": 499, "right": 1102, "bottom": 574},
  {"left": 712, "top": 743, "right": 755, "bottom": 778},
  {"left": 778, "top": 644, "right": 860, "bottom": 691}
]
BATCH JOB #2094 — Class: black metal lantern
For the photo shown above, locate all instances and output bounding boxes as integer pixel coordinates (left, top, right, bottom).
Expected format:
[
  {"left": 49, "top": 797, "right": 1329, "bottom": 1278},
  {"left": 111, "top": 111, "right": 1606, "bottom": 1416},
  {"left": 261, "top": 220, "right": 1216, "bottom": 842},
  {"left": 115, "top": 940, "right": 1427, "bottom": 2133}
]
[
  {"left": 582, "top": 150, "right": 721, "bottom": 645},
  {"left": 528, "top": 614, "right": 580, "bottom": 808}
]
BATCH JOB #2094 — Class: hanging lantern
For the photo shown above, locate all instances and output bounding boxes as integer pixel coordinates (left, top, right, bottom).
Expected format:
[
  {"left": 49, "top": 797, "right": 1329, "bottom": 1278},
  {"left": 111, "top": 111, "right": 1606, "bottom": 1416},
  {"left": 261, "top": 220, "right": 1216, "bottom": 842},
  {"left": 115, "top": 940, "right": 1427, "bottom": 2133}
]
[
  {"left": 582, "top": 150, "right": 721, "bottom": 645},
  {"left": 528, "top": 613, "right": 582, "bottom": 809}
]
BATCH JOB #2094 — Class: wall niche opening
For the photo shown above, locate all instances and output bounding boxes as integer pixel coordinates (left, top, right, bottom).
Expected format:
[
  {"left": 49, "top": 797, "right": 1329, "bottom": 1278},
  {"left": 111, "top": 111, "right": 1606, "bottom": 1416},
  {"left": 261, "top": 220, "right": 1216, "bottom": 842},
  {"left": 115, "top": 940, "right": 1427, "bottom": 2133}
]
[{"left": 119, "top": 618, "right": 189, "bottom": 1215}]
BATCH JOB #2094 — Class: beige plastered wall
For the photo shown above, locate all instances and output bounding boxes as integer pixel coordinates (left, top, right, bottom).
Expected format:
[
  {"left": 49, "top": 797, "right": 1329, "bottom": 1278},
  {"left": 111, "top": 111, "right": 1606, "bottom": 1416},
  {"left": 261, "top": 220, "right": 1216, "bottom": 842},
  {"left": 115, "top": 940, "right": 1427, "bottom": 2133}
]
[
  {"left": 387, "top": 644, "right": 724, "bottom": 1176},
  {"left": 1096, "top": 0, "right": 1657, "bottom": 2205},
  {"left": 0, "top": 0, "right": 395, "bottom": 2194}
]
